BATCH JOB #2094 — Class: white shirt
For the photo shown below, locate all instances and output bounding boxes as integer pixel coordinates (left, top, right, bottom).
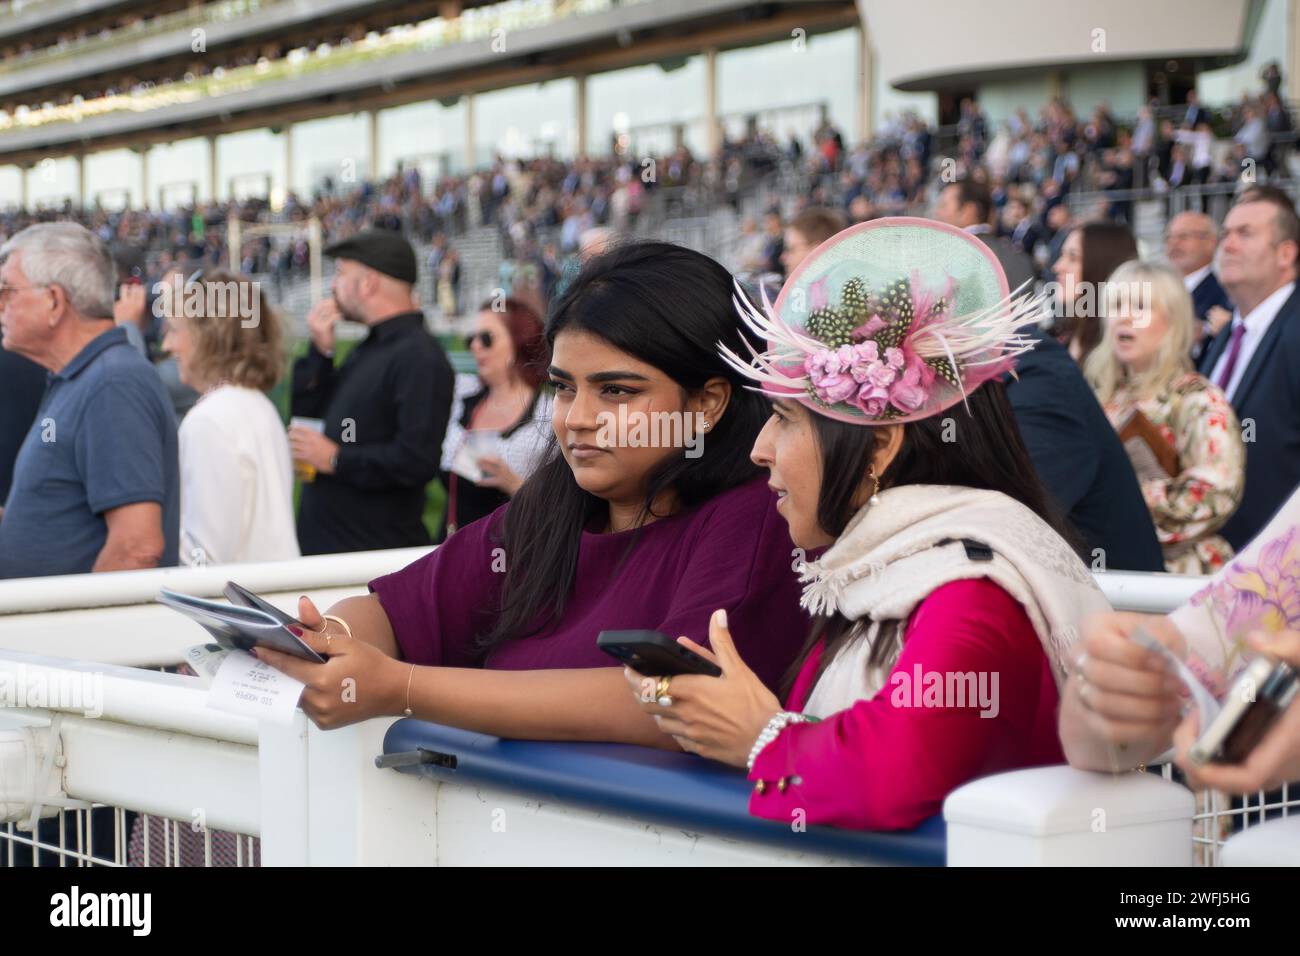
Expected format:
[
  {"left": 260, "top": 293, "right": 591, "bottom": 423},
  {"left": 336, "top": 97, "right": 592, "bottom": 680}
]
[
  {"left": 1210, "top": 281, "right": 1296, "bottom": 401},
  {"left": 179, "top": 385, "right": 300, "bottom": 566},
  {"left": 1183, "top": 263, "right": 1213, "bottom": 292},
  {"left": 441, "top": 373, "right": 554, "bottom": 480}
]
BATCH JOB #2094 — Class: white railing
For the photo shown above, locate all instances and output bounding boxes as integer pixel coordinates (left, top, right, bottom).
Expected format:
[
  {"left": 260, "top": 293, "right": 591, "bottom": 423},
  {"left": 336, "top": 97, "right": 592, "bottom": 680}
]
[
  {"left": 0, "top": 561, "right": 1295, "bottom": 865},
  {"left": 0, "top": 548, "right": 426, "bottom": 668}
]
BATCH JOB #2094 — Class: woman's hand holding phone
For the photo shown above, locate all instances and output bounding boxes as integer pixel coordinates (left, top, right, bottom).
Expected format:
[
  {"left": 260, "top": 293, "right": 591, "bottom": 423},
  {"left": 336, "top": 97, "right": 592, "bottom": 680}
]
[
  {"left": 624, "top": 609, "right": 781, "bottom": 766},
  {"left": 1059, "top": 612, "right": 1186, "bottom": 772},
  {"left": 1173, "top": 629, "right": 1300, "bottom": 794}
]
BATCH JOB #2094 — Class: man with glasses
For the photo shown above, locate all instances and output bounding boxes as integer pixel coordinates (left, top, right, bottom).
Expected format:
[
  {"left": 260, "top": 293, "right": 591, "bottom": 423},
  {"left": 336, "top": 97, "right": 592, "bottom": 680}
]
[
  {"left": 0, "top": 222, "right": 179, "bottom": 577},
  {"left": 1164, "top": 211, "right": 1233, "bottom": 361},
  {"left": 1198, "top": 185, "right": 1300, "bottom": 549},
  {"left": 290, "top": 229, "right": 453, "bottom": 554}
]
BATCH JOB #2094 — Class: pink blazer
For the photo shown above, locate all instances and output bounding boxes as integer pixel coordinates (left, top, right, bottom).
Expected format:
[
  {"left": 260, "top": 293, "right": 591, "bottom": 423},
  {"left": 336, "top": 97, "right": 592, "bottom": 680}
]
[{"left": 749, "top": 577, "right": 1066, "bottom": 830}]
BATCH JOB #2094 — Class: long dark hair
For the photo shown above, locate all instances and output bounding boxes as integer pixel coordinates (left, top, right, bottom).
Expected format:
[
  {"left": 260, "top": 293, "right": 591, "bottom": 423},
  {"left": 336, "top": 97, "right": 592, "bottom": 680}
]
[
  {"left": 780, "top": 379, "right": 1080, "bottom": 697},
  {"left": 1059, "top": 221, "right": 1138, "bottom": 364},
  {"left": 479, "top": 241, "right": 771, "bottom": 650}
]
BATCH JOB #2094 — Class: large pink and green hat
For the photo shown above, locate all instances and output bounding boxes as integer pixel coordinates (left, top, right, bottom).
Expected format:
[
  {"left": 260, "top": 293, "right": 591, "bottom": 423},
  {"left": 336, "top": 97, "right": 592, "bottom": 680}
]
[{"left": 720, "top": 216, "right": 1045, "bottom": 425}]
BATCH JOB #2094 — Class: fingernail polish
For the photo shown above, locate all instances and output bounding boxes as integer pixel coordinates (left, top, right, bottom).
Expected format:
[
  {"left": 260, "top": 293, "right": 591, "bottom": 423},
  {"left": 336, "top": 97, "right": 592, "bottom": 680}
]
[{"left": 716, "top": 609, "right": 728, "bottom": 628}]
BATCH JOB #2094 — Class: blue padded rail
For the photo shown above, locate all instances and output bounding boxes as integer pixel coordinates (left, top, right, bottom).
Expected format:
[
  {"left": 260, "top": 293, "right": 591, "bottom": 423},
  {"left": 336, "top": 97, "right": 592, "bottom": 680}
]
[{"left": 381, "top": 719, "right": 945, "bottom": 865}]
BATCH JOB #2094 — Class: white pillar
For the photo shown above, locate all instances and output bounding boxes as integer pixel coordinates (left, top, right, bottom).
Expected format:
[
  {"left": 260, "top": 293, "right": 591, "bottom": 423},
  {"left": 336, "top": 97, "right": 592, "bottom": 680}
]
[
  {"left": 704, "top": 48, "right": 720, "bottom": 157},
  {"left": 19, "top": 164, "right": 29, "bottom": 209},
  {"left": 1290, "top": 0, "right": 1300, "bottom": 107},
  {"left": 367, "top": 110, "right": 380, "bottom": 181},
  {"left": 283, "top": 124, "right": 295, "bottom": 201},
  {"left": 206, "top": 135, "right": 219, "bottom": 202},
  {"left": 575, "top": 74, "right": 588, "bottom": 158},
  {"left": 139, "top": 146, "right": 151, "bottom": 209},
  {"left": 464, "top": 93, "right": 476, "bottom": 171},
  {"left": 76, "top": 153, "right": 87, "bottom": 209},
  {"left": 858, "top": 20, "right": 874, "bottom": 144}
]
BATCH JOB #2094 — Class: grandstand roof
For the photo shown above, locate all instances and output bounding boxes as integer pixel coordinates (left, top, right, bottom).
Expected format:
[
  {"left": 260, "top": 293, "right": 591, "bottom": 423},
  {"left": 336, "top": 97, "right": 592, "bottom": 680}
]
[{"left": 0, "top": 0, "right": 857, "bottom": 164}]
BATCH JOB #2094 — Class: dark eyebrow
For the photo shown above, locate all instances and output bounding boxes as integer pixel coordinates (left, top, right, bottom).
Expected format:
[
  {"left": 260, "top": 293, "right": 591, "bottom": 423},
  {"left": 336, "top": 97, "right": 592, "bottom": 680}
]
[
  {"left": 587, "top": 370, "right": 651, "bottom": 384},
  {"left": 772, "top": 399, "right": 795, "bottom": 414},
  {"left": 547, "top": 365, "right": 651, "bottom": 384}
]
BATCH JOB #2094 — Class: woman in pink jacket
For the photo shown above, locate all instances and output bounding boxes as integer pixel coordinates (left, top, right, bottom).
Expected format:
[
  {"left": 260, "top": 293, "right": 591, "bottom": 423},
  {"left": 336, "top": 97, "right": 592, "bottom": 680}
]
[{"left": 629, "top": 218, "right": 1110, "bottom": 830}]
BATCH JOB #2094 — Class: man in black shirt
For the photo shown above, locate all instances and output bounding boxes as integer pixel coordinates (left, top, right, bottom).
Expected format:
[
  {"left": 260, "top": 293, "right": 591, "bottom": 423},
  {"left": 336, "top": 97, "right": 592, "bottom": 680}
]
[{"left": 290, "top": 230, "right": 454, "bottom": 554}]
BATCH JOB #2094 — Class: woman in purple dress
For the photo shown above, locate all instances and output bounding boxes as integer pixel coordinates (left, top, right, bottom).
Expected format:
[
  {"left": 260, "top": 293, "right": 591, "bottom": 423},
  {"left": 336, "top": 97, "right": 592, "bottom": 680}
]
[{"left": 257, "top": 242, "right": 808, "bottom": 747}]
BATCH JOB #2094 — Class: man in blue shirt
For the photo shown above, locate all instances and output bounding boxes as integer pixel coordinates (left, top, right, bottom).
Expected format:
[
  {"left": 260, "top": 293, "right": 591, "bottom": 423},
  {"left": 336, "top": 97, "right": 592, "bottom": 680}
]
[{"left": 0, "top": 223, "right": 179, "bottom": 578}]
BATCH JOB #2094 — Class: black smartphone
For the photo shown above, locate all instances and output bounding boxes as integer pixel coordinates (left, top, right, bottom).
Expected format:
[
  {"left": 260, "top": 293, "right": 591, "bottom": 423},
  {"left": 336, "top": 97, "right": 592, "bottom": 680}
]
[
  {"left": 1189, "top": 656, "right": 1299, "bottom": 766},
  {"left": 597, "top": 629, "right": 722, "bottom": 677}
]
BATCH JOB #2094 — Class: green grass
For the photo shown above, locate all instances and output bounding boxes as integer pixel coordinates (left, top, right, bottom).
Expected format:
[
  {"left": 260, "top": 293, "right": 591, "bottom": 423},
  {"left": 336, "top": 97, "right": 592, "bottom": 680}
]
[{"left": 276, "top": 336, "right": 463, "bottom": 543}]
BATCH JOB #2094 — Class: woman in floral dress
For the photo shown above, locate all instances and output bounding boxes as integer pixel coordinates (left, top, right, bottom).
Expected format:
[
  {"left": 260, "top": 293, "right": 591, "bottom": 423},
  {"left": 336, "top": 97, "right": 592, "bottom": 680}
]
[{"left": 1086, "top": 260, "right": 1245, "bottom": 575}]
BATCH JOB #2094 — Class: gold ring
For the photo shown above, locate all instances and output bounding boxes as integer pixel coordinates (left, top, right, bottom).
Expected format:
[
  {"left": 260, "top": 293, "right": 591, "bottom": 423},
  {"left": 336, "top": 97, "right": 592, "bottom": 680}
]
[{"left": 655, "top": 676, "right": 671, "bottom": 701}]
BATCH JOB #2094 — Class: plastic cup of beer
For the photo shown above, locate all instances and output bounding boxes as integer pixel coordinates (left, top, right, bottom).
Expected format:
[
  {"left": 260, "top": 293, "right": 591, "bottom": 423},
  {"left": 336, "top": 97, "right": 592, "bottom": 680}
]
[{"left": 290, "top": 416, "right": 326, "bottom": 482}]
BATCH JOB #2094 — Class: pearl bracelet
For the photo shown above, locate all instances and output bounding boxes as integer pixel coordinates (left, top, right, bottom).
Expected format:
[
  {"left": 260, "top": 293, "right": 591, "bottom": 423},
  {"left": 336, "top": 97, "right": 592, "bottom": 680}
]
[{"left": 747, "top": 711, "right": 812, "bottom": 771}]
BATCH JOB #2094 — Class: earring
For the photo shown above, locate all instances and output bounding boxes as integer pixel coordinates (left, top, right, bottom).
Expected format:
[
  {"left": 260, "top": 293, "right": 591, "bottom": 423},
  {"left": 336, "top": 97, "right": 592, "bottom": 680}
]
[
  {"left": 701, "top": 419, "right": 710, "bottom": 430},
  {"left": 867, "top": 464, "right": 881, "bottom": 508}
]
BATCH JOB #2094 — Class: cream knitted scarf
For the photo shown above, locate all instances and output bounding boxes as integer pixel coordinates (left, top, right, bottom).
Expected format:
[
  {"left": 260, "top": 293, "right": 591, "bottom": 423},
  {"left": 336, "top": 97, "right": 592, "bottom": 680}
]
[{"left": 799, "top": 484, "right": 1111, "bottom": 719}]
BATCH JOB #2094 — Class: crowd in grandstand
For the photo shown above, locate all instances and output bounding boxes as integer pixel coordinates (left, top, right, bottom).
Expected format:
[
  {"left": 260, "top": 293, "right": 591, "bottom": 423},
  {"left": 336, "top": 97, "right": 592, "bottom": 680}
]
[{"left": 2, "top": 79, "right": 1300, "bottom": 831}]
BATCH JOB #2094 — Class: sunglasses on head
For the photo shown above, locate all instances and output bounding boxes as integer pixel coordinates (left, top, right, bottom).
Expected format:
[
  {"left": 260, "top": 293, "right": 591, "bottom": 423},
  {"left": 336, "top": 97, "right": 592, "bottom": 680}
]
[{"left": 465, "top": 331, "right": 494, "bottom": 349}]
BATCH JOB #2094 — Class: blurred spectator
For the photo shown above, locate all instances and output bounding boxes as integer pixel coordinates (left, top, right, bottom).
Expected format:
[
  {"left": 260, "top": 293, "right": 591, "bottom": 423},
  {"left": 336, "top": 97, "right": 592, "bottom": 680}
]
[
  {"left": 736, "top": 217, "right": 768, "bottom": 273},
  {"left": 760, "top": 211, "right": 785, "bottom": 276},
  {"left": 781, "top": 206, "right": 847, "bottom": 275},
  {"left": 1051, "top": 220, "right": 1138, "bottom": 365},
  {"left": 1085, "top": 260, "right": 1244, "bottom": 574},
  {"left": 933, "top": 178, "right": 1036, "bottom": 291},
  {"left": 1198, "top": 186, "right": 1300, "bottom": 550},
  {"left": 0, "top": 348, "right": 46, "bottom": 503},
  {"left": 441, "top": 298, "right": 552, "bottom": 533},
  {"left": 436, "top": 246, "right": 461, "bottom": 318},
  {"left": 1182, "top": 89, "right": 1209, "bottom": 130},
  {"left": 113, "top": 264, "right": 201, "bottom": 420},
  {"left": 290, "top": 230, "right": 454, "bottom": 553},
  {"left": 160, "top": 270, "right": 299, "bottom": 565},
  {"left": 0, "top": 223, "right": 179, "bottom": 577},
  {"left": 1163, "top": 211, "right": 1233, "bottom": 360},
  {"left": 1001, "top": 194, "right": 1044, "bottom": 260}
]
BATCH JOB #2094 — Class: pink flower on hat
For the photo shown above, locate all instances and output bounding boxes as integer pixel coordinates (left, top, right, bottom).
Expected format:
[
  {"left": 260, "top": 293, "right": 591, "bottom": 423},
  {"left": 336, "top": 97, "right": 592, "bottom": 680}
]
[
  {"left": 853, "top": 341, "right": 880, "bottom": 364},
  {"left": 866, "top": 362, "right": 896, "bottom": 388},
  {"left": 888, "top": 360, "right": 929, "bottom": 413},
  {"left": 885, "top": 347, "right": 906, "bottom": 370}
]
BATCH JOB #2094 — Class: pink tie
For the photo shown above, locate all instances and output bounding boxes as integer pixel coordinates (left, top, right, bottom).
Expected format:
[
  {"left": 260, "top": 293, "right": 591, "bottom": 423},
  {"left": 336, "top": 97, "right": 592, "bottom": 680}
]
[{"left": 1215, "top": 323, "right": 1246, "bottom": 391}]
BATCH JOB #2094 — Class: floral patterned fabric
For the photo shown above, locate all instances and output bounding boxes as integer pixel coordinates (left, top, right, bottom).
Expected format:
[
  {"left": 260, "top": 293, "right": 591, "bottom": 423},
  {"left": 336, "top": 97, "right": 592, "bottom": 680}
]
[
  {"left": 1102, "top": 372, "right": 1244, "bottom": 575},
  {"left": 1170, "top": 484, "right": 1300, "bottom": 698}
]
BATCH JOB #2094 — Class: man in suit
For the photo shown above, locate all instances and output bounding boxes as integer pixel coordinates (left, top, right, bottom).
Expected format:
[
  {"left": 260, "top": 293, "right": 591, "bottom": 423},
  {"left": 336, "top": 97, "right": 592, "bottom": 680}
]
[
  {"left": 1005, "top": 327, "right": 1165, "bottom": 573},
  {"left": 934, "top": 178, "right": 1037, "bottom": 292},
  {"left": 1165, "top": 211, "right": 1233, "bottom": 361},
  {"left": 1198, "top": 185, "right": 1300, "bottom": 549}
]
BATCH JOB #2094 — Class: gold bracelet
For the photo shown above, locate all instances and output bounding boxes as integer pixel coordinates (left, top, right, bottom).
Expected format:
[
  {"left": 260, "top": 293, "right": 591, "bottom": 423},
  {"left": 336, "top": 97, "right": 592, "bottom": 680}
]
[
  {"left": 322, "top": 614, "right": 353, "bottom": 640},
  {"left": 403, "top": 663, "right": 416, "bottom": 717}
]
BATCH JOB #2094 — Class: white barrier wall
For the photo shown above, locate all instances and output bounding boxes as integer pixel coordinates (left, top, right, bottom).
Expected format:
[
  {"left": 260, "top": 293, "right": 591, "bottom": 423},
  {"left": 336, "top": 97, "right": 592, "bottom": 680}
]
[{"left": 0, "top": 549, "right": 427, "bottom": 666}]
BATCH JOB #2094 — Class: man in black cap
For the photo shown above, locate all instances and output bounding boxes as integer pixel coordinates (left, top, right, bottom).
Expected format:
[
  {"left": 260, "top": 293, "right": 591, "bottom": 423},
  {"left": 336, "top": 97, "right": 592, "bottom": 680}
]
[{"left": 289, "top": 229, "right": 453, "bottom": 554}]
